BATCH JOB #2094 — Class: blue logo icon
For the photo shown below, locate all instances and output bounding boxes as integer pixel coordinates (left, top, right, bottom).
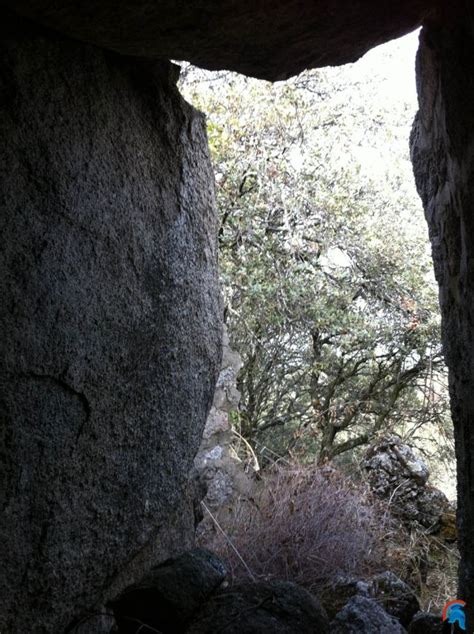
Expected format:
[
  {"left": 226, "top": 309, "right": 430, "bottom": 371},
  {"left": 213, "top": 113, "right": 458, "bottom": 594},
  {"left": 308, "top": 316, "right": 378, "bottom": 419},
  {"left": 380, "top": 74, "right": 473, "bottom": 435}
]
[{"left": 442, "top": 600, "right": 466, "bottom": 631}]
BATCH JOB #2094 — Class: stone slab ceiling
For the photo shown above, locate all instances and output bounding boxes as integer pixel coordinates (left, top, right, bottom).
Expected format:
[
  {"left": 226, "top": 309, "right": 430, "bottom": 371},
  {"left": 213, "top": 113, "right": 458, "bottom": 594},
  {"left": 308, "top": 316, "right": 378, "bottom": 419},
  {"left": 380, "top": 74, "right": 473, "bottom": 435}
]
[{"left": 8, "top": 0, "right": 436, "bottom": 79}]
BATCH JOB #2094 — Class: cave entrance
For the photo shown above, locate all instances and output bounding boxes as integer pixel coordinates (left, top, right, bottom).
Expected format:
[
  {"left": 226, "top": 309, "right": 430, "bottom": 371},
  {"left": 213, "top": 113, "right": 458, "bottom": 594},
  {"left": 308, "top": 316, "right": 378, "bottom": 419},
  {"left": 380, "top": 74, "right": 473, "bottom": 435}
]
[{"left": 180, "top": 29, "right": 458, "bottom": 615}]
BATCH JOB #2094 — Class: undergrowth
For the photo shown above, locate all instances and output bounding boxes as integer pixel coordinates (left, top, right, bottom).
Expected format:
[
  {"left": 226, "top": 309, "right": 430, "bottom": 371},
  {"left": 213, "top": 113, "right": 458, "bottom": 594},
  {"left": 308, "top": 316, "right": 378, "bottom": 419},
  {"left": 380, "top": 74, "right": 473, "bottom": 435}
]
[
  {"left": 385, "top": 523, "right": 459, "bottom": 614},
  {"left": 198, "top": 461, "right": 458, "bottom": 614},
  {"left": 198, "top": 463, "right": 389, "bottom": 593}
]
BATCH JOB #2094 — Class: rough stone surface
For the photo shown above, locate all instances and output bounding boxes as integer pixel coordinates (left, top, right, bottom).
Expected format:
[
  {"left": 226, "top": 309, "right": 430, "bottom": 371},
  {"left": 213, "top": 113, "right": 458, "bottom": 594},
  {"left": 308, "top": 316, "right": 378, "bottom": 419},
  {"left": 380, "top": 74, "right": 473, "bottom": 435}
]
[
  {"left": 321, "top": 572, "right": 418, "bottom": 627},
  {"left": 111, "top": 549, "right": 227, "bottom": 634},
  {"left": 0, "top": 17, "right": 221, "bottom": 633},
  {"left": 319, "top": 577, "right": 368, "bottom": 621},
  {"left": 185, "top": 580, "right": 330, "bottom": 633},
  {"left": 407, "top": 612, "right": 445, "bottom": 633},
  {"left": 366, "top": 571, "right": 419, "bottom": 628},
  {"left": 6, "top": 1, "right": 436, "bottom": 80},
  {"left": 194, "top": 327, "right": 242, "bottom": 505},
  {"left": 363, "top": 435, "right": 452, "bottom": 532},
  {"left": 364, "top": 435, "right": 430, "bottom": 488},
  {"left": 410, "top": 8, "right": 474, "bottom": 627},
  {"left": 331, "top": 596, "right": 406, "bottom": 633},
  {"left": 194, "top": 326, "right": 256, "bottom": 515}
]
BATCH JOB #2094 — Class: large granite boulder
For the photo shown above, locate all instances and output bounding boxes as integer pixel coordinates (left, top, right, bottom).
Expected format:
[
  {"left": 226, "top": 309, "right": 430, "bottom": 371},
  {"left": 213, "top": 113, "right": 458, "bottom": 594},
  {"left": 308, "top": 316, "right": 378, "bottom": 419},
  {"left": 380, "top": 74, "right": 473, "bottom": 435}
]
[
  {"left": 5, "top": 1, "right": 433, "bottom": 80},
  {"left": 111, "top": 549, "right": 227, "bottom": 633},
  {"left": 0, "top": 16, "right": 221, "bottom": 633},
  {"left": 186, "top": 580, "right": 330, "bottom": 633}
]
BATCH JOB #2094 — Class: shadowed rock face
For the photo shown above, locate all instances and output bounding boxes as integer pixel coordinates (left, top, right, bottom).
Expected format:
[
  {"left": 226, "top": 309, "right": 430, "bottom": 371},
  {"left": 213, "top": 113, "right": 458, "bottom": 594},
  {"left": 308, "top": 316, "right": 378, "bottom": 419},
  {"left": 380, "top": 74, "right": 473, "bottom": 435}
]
[
  {"left": 0, "top": 17, "right": 221, "bottom": 633},
  {"left": 111, "top": 548, "right": 227, "bottom": 633},
  {"left": 410, "top": 9, "right": 474, "bottom": 629},
  {"left": 187, "top": 581, "right": 330, "bottom": 634},
  {"left": 6, "top": 0, "right": 436, "bottom": 80}
]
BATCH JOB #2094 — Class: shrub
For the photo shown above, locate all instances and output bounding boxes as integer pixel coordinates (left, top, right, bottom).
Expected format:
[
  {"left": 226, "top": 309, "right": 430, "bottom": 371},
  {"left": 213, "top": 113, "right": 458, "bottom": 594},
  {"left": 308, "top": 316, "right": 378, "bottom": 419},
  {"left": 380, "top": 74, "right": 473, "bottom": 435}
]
[{"left": 198, "top": 463, "right": 390, "bottom": 594}]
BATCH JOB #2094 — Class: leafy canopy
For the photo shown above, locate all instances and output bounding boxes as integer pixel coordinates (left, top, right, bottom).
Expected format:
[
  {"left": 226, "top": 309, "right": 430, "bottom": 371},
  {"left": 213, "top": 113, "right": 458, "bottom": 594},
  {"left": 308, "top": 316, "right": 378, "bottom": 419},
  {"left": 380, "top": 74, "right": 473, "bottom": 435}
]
[{"left": 180, "top": 37, "right": 451, "bottom": 464}]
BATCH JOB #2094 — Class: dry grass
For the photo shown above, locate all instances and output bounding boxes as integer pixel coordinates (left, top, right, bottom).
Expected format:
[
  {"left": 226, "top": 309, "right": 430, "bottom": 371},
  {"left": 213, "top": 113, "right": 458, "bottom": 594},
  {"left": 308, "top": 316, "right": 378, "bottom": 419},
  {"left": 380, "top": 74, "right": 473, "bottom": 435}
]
[
  {"left": 420, "top": 540, "right": 459, "bottom": 613},
  {"left": 198, "top": 463, "right": 391, "bottom": 594},
  {"left": 384, "top": 523, "right": 459, "bottom": 614},
  {"left": 198, "top": 460, "right": 459, "bottom": 616}
]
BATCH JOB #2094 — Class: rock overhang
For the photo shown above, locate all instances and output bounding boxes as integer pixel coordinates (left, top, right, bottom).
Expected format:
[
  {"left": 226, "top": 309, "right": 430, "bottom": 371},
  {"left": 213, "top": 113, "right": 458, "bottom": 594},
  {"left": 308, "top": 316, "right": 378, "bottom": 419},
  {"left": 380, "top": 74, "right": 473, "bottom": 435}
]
[{"left": 7, "top": 0, "right": 437, "bottom": 80}]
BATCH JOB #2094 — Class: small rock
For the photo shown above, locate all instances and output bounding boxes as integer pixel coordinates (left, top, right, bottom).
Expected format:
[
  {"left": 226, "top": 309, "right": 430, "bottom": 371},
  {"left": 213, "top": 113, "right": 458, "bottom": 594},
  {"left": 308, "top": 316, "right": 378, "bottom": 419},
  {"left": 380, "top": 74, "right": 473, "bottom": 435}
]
[
  {"left": 319, "top": 576, "right": 367, "bottom": 620},
  {"left": 407, "top": 611, "right": 445, "bottom": 633},
  {"left": 368, "top": 571, "right": 419, "bottom": 627},
  {"left": 331, "top": 595, "right": 406, "bottom": 633}
]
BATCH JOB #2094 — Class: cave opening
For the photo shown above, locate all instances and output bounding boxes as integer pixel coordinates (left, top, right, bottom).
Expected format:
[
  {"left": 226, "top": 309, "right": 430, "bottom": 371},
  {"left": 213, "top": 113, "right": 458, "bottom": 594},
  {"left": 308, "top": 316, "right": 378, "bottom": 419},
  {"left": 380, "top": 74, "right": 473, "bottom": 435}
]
[
  {"left": 180, "top": 29, "right": 459, "bottom": 620},
  {"left": 2, "top": 3, "right": 474, "bottom": 631}
]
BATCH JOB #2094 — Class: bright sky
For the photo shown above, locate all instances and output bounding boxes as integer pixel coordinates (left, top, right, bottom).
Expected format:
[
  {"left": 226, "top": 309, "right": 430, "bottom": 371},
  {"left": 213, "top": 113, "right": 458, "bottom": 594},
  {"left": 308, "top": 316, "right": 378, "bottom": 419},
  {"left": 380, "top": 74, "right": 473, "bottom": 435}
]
[
  {"left": 357, "top": 29, "right": 420, "bottom": 105},
  {"left": 287, "top": 29, "right": 421, "bottom": 180},
  {"left": 331, "top": 29, "right": 421, "bottom": 196},
  {"left": 340, "top": 31, "right": 456, "bottom": 498}
]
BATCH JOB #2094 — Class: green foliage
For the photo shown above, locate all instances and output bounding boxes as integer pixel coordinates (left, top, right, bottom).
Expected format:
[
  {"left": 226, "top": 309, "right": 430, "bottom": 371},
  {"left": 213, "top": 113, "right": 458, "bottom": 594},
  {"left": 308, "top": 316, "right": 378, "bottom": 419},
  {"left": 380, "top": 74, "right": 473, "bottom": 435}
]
[{"left": 180, "top": 39, "right": 451, "bottom": 463}]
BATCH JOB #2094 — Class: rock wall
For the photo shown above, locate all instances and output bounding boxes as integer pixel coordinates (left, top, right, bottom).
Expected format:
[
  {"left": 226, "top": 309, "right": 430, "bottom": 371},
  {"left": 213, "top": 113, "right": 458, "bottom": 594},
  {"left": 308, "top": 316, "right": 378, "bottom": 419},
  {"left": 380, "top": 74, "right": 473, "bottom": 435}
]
[
  {"left": 5, "top": 1, "right": 434, "bottom": 80},
  {"left": 410, "top": 8, "right": 474, "bottom": 627},
  {"left": 194, "top": 327, "right": 256, "bottom": 515},
  {"left": 0, "top": 16, "right": 222, "bottom": 633}
]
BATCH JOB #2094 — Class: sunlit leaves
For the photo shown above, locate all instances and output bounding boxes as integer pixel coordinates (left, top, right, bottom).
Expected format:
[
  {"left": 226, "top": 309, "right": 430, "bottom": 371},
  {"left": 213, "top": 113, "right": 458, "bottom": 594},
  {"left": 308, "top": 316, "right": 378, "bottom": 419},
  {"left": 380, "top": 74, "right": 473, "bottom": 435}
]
[{"left": 179, "top": 46, "right": 449, "bottom": 462}]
